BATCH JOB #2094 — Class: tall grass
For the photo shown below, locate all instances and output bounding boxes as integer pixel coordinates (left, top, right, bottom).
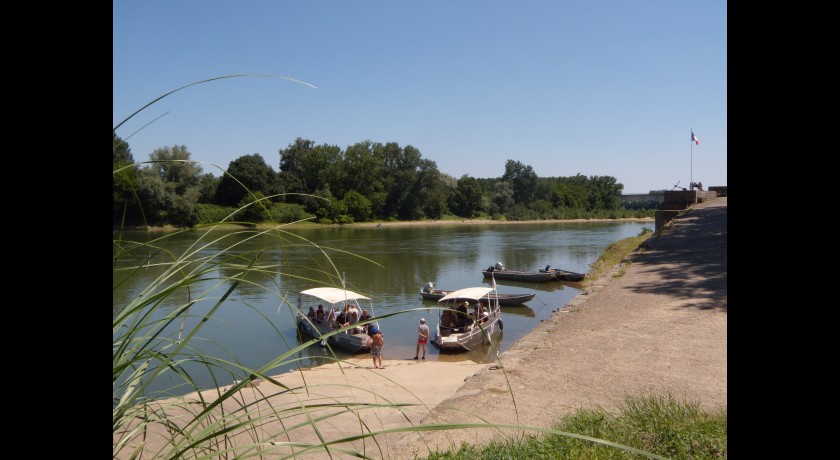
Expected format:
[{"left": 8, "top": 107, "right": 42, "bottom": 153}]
[
  {"left": 114, "top": 77, "right": 694, "bottom": 459},
  {"left": 424, "top": 393, "right": 726, "bottom": 459}
]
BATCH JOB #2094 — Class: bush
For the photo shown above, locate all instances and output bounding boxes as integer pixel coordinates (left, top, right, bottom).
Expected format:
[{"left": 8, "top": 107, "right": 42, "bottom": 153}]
[
  {"left": 235, "top": 192, "right": 269, "bottom": 225},
  {"left": 196, "top": 203, "right": 236, "bottom": 224},
  {"left": 268, "top": 202, "right": 313, "bottom": 223}
]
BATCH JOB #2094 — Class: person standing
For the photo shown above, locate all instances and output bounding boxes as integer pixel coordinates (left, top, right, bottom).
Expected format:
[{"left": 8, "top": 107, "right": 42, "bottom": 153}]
[
  {"left": 414, "top": 318, "right": 429, "bottom": 359},
  {"left": 367, "top": 326, "right": 385, "bottom": 369}
]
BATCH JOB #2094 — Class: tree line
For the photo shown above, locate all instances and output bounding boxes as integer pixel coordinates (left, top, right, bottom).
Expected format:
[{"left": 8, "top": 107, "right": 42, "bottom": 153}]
[{"left": 113, "top": 133, "right": 656, "bottom": 228}]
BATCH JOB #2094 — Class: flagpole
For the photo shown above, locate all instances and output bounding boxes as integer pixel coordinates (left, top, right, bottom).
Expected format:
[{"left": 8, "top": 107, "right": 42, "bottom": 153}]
[{"left": 690, "top": 128, "right": 693, "bottom": 188}]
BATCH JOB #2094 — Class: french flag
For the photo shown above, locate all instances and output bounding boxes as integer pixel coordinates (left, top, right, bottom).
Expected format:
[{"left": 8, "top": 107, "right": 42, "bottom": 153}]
[{"left": 691, "top": 130, "right": 700, "bottom": 145}]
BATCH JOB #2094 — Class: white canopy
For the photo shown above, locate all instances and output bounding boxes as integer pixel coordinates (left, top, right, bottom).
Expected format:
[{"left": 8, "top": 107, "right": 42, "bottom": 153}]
[
  {"left": 300, "top": 287, "right": 370, "bottom": 304},
  {"left": 438, "top": 287, "right": 494, "bottom": 302}
]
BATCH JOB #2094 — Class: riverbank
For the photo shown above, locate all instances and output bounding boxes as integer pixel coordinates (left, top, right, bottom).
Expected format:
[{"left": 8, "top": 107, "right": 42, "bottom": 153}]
[
  {"left": 386, "top": 196, "right": 727, "bottom": 457},
  {"left": 116, "top": 216, "right": 654, "bottom": 233},
  {"left": 115, "top": 199, "right": 724, "bottom": 458}
]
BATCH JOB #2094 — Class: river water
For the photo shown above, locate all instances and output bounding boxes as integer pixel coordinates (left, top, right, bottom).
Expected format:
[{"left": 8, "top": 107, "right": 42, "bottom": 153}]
[{"left": 113, "top": 220, "right": 651, "bottom": 398}]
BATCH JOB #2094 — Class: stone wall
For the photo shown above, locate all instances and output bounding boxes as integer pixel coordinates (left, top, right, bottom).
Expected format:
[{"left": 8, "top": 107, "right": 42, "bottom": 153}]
[
  {"left": 620, "top": 192, "right": 665, "bottom": 203},
  {"left": 663, "top": 190, "right": 717, "bottom": 204},
  {"left": 654, "top": 190, "right": 718, "bottom": 232},
  {"left": 708, "top": 186, "right": 727, "bottom": 197}
]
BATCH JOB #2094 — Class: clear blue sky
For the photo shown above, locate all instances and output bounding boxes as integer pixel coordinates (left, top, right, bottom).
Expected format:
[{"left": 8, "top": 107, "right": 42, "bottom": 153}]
[{"left": 113, "top": 1, "right": 726, "bottom": 194}]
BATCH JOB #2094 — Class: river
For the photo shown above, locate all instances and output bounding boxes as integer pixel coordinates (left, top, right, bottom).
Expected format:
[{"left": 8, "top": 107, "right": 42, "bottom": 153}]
[{"left": 113, "top": 220, "right": 651, "bottom": 398}]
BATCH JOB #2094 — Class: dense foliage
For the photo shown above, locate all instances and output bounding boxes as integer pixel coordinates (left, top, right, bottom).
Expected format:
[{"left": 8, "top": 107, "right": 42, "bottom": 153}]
[{"left": 113, "top": 134, "right": 656, "bottom": 228}]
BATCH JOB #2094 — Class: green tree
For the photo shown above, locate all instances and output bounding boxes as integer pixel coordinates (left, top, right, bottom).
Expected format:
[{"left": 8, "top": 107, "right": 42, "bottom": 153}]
[
  {"left": 301, "top": 186, "right": 334, "bottom": 216},
  {"left": 277, "top": 137, "right": 314, "bottom": 200},
  {"left": 215, "top": 154, "right": 281, "bottom": 207},
  {"left": 552, "top": 175, "right": 589, "bottom": 210},
  {"left": 449, "top": 175, "right": 482, "bottom": 217},
  {"left": 492, "top": 181, "right": 515, "bottom": 214},
  {"left": 148, "top": 145, "right": 202, "bottom": 196},
  {"left": 168, "top": 188, "right": 201, "bottom": 227},
  {"left": 113, "top": 132, "right": 140, "bottom": 225},
  {"left": 317, "top": 198, "right": 352, "bottom": 224},
  {"left": 341, "top": 141, "right": 384, "bottom": 204},
  {"left": 236, "top": 191, "right": 269, "bottom": 226},
  {"left": 376, "top": 142, "right": 421, "bottom": 219},
  {"left": 588, "top": 175, "right": 622, "bottom": 210},
  {"left": 278, "top": 137, "right": 313, "bottom": 175},
  {"left": 530, "top": 199, "right": 554, "bottom": 219},
  {"left": 533, "top": 177, "right": 557, "bottom": 204},
  {"left": 341, "top": 190, "right": 373, "bottom": 222},
  {"left": 113, "top": 131, "right": 134, "bottom": 166},
  {"left": 414, "top": 158, "right": 448, "bottom": 220},
  {"left": 196, "top": 174, "right": 220, "bottom": 204},
  {"left": 300, "top": 144, "right": 342, "bottom": 195},
  {"left": 502, "top": 159, "right": 538, "bottom": 206},
  {"left": 133, "top": 168, "right": 173, "bottom": 226}
]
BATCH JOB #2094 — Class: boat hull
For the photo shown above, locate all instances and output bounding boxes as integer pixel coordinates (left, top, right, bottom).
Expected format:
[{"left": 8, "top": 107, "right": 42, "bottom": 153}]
[
  {"left": 434, "top": 319, "right": 502, "bottom": 351},
  {"left": 481, "top": 269, "right": 554, "bottom": 283},
  {"left": 420, "top": 289, "right": 535, "bottom": 306},
  {"left": 539, "top": 268, "right": 586, "bottom": 282},
  {"left": 296, "top": 313, "right": 370, "bottom": 353}
]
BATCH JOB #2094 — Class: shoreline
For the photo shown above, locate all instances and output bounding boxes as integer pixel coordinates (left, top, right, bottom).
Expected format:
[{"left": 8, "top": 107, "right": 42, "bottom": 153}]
[{"left": 116, "top": 216, "right": 654, "bottom": 233}]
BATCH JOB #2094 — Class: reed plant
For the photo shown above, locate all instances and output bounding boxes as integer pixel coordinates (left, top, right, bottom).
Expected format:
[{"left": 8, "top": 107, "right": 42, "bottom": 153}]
[
  {"left": 114, "top": 76, "right": 685, "bottom": 459},
  {"left": 425, "top": 393, "right": 726, "bottom": 459}
]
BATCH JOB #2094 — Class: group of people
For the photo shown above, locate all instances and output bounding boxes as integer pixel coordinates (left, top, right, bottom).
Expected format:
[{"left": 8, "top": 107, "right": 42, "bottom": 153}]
[
  {"left": 439, "top": 300, "right": 488, "bottom": 330},
  {"left": 306, "top": 303, "right": 372, "bottom": 334},
  {"left": 305, "top": 302, "right": 484, "bottom": 369}
]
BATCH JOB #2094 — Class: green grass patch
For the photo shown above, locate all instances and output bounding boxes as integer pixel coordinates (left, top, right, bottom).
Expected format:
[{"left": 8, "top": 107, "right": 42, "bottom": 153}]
[
  {"left": 585, "top": 228, "right": 653, "bottom": 285},
  {"left": 425, "top": 393, "right": 726, "bottom": 459}
]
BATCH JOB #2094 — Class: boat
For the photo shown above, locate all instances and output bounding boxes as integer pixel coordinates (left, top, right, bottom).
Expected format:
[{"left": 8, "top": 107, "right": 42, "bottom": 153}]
[
  {"left": 433, "top": 286, "right": 503, "bottom": 351},
  {"left": 538, "top": 264, "right": 586, "bottom": 282},
  {"left": 481, "top": 262, "right": 554, "bottom": 283},
  {"left": 295, "top": 287, "right": 381, "bottom": 353},
  {"left": 420, "top": 282, "right": 535, "bottom": 306}
]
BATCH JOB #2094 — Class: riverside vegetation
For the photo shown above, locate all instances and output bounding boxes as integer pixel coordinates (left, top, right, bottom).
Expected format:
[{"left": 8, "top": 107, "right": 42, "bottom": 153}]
[
  {"left": 114, "top": 77, "right": 656, "bottom": 231},
  {"left": 113, "top": 75, "right": 724, "bottom": 459}
]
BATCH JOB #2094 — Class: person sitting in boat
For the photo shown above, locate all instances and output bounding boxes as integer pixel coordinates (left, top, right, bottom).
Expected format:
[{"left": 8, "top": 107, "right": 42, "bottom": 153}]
[
  {"left": 316, "top": 305, "right": 325, "bottom": 321},
  {"left": 441, "top": 309, "right": 458, "bottom": 329},
  {"left": 475, "top": 302, "right": 486, "bottom": 318},
  {"left": 481, "top": 311, "right": 490, "bottom": 324},
  {"left": 423, "top": 281, "right": 434, "bottom": 293},
  {"left": 456, "top": 301, "right": 471, "bottom": 328},
  {"left": 358, "top": 309, "right": 372, "bottom": 333},
  {"left": 307, "top": 307, "right": 317, "bottom": 320},
  {"left": 494, "top": 261, "right": 505, "bottom": 271},
  {"left": 335, "top": 309, "right": 346, "bottom": 328},
  {"left": 346, "top": 304, "right": 360, "bottom": 325},
  {"left": 324, "top": 308, "right": 336, "bottom": 326},
  {"left": 343, "top": 304, "right": 360, "bottom": 332}
]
